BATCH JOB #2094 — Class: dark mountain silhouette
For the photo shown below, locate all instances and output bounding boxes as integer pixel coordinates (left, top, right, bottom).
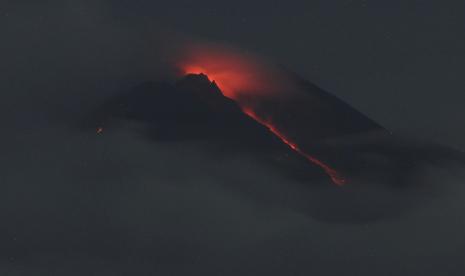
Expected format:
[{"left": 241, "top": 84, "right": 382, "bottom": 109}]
[{"left": 90, "top": 74, "right": 289, "bottom": 151}]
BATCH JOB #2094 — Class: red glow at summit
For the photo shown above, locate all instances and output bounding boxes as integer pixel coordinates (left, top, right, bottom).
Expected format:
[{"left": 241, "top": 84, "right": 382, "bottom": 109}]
[{"left": 179, "top": 46, "right": 346, "bottom": 186}]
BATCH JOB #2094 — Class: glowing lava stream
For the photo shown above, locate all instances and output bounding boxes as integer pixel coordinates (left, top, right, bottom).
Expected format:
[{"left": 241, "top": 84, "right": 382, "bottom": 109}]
[
  {"left": 240, "top": 107, "right": 346, "bottom": 186},
  {"left": 183, "top": 70, "right": 346, "bottom": 186}
]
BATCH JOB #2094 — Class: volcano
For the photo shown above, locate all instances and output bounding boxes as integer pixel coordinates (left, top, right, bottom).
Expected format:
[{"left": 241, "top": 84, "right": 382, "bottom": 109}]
[
  {"left": 85, "top": 71, "right": 465, "bottom": 222},
  {"left": 89, "top": 72, "right": 390, "bottom": 186}
]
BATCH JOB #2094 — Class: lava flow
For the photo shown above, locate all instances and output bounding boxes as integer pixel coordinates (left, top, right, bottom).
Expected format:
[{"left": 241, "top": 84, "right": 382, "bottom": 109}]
[
  {"left": 180, "top": 51, "right": 346, "bottom": 186},
  {"left": 241, "top": 107, "right": 346, "bottom": 186}
]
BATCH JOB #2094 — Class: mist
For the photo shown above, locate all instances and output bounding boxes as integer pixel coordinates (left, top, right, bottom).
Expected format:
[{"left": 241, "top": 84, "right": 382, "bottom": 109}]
[{"left": 1, "top": 1, "right": 465, "bottom": 275}]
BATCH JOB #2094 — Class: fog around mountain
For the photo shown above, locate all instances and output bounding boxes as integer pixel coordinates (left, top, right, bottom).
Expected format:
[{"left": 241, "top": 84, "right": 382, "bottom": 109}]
[{"left": 1, "top": 2, "right": 465, "bottom": 275}]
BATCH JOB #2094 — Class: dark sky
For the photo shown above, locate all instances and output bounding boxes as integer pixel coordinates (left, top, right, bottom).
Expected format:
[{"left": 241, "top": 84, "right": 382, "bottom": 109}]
[
  {"left": 104, "top": 0, "right": 465, "bottom": 150},
  {"left": 1, "top": 1, "right": 465, "bottom": 275},
  {"left": 3, "top": 0, "right": 465, "bottom": 148}
]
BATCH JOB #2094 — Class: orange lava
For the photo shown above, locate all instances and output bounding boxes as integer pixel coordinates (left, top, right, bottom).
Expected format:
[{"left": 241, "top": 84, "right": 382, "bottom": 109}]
[
  {"left": 242, "top": 108, "right": 346, "bottom": 186},
  {"left": 178, "top": 47, "right": 275, "bottom": 100},
  {"left": 180, "top": 50, "right": 346, "bottom": 186}
]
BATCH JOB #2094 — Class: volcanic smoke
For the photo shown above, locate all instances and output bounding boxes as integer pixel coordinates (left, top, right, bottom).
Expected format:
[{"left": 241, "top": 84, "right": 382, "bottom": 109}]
[{"left": 178, "top": 46, "right": 346, "bottom": 186}]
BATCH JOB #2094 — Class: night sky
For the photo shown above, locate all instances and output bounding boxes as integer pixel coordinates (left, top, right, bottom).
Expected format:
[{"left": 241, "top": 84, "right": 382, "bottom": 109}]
[{"left": 1, "top": 1, "right": 465, "bottom": 275}]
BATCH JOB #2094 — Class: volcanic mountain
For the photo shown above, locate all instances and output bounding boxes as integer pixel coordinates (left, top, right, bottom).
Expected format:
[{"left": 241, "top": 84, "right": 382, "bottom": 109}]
[
  {"left": 90, "top": 72, "right": 389, "bottom": 185},
  {"left": 85, "top": 72, "right": 464, "bottom": 222}
]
